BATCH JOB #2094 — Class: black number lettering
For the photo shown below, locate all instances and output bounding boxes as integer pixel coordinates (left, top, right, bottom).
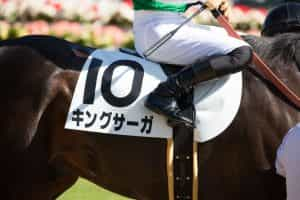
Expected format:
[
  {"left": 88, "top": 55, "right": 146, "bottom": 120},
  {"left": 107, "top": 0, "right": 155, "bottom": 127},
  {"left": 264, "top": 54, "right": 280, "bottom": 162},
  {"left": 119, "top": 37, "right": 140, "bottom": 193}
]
[
  {"left": 101, "top": 60, "right": 144, "bottom": 107},
  {"left": 83, "top": 59, "right": 144, "bottom": 107},
  {"left": 83, "top": 58, "right": 103, "bottom": 104}
]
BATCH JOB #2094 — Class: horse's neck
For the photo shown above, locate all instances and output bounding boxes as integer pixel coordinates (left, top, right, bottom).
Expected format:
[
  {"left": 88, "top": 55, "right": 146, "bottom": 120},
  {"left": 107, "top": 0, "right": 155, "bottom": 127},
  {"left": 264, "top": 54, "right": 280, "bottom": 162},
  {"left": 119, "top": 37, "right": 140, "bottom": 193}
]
[
  {"left": 245, "top": 33, "right": 300, "bottom": 115},
  {"left": 243, "top": 35, "right": 273, "bottom": 57},
  {"left": 243, "top": 68, "right": 300, "bottom": 135}
]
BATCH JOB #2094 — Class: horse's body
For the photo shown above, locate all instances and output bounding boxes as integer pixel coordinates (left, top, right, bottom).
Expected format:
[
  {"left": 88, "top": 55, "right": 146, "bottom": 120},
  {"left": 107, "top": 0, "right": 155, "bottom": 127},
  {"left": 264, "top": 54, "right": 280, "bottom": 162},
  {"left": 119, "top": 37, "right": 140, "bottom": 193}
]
[{"left": 0, "top": 33, "right": 299, "bottom": 199}]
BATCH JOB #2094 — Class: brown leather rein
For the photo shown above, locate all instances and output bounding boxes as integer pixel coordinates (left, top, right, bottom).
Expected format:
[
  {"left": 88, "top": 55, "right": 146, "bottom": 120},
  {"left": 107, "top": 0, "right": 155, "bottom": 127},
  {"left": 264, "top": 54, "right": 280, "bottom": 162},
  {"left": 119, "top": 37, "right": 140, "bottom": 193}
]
[{"left": 213, "top": 10, "right": 300, "bottom": 109}]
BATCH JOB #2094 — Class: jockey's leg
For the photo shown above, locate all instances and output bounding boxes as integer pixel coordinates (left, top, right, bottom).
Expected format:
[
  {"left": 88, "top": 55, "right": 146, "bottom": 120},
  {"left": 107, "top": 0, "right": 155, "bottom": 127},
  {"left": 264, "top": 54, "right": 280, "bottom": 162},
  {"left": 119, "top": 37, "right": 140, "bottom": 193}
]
[
  {"left": 145, "top": 45, "right": 252, "bottom": 126},
  {"left": 134, "top": 18, "right": 252, "bottom": 126}
]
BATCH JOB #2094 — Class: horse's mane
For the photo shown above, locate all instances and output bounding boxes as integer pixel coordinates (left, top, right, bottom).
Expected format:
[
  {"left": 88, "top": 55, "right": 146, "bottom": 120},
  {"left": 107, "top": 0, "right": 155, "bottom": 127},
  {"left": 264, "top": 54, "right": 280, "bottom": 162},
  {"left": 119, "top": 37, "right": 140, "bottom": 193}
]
[
  {"left": 243, "top": 33, "right": 300, "bottom": 69},
  {"left": 242, "top": 33, "right": 300, "bottom": 110}
]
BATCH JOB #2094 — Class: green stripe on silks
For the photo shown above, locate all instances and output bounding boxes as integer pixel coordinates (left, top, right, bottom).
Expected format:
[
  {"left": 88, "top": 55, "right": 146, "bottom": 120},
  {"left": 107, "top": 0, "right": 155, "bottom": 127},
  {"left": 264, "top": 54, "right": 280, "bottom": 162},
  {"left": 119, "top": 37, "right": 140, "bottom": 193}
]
[{"left": 133, "top": 0, "right": 188, "bottom": 12}]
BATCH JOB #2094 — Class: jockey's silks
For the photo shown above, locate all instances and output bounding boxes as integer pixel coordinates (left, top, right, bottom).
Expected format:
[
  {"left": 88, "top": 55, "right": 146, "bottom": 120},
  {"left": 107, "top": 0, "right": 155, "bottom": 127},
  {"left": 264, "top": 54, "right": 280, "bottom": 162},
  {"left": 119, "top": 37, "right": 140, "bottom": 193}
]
[{"left": 133, "top": 0, "right": 202, "bottom": 12}]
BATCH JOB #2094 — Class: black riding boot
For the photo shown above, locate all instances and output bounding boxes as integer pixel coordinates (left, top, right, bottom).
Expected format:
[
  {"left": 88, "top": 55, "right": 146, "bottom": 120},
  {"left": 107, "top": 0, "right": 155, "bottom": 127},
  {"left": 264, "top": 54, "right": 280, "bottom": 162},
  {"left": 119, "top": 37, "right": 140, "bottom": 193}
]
[
  {"left": 145, "top": 46, "right": 253, "bottom": 126},
  {"left": 145, "top": 61, "right": 216, "bottom": 126}
]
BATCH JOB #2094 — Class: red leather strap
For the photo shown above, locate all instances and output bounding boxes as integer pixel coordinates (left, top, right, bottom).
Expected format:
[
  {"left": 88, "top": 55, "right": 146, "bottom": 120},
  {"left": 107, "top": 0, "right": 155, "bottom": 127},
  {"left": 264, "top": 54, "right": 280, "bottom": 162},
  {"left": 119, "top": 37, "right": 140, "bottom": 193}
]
[{"left": 216, "top": 13, "right": 300, "bottom": 108}]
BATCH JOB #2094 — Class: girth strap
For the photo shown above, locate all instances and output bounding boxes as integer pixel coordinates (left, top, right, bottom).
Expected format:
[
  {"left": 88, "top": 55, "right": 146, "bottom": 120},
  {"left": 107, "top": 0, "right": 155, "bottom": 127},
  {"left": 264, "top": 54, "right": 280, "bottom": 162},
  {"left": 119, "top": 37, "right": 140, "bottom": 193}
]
[
  {"left": 166, "top": 89, "right": 198, "bottom": 200},
  {"left": 173, "top": 123, "right": 195, "bottom": 200}
]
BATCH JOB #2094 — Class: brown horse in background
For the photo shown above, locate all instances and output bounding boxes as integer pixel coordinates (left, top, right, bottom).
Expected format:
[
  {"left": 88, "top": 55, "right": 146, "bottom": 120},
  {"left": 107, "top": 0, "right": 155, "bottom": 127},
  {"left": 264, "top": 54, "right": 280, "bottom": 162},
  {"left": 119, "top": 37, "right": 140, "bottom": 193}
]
[{"left": 0, "top": 33, "right": 299, "bottom": 199}]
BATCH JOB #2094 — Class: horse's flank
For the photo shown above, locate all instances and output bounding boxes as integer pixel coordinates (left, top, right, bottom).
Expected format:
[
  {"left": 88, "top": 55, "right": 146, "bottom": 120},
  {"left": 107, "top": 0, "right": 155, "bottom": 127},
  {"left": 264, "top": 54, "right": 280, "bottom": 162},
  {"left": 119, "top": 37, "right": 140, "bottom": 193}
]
[{"left": 1, "top": 33, "right": 300, "bottom": 199}]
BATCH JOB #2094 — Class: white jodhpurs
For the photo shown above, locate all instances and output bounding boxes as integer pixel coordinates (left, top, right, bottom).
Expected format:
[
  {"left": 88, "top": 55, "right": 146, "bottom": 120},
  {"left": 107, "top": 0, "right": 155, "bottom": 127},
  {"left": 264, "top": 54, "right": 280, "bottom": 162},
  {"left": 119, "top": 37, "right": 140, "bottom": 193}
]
[
  {"left": 276, "top": 123, "right": 300, "bottom": 200},
  {"left": 133, "top": 10, "right": 249, "bottom": 65}
]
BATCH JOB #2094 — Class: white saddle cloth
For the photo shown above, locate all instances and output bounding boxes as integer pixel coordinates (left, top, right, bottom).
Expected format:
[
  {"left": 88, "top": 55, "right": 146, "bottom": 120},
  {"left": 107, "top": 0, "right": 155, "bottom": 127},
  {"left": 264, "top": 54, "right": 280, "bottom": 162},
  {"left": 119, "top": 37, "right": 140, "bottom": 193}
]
[
  {"left": 193, "top": 73, "right": 242, "bottom": 142},
  {"left": 65, "top": 49, "right": 242, "bottom": 143}
]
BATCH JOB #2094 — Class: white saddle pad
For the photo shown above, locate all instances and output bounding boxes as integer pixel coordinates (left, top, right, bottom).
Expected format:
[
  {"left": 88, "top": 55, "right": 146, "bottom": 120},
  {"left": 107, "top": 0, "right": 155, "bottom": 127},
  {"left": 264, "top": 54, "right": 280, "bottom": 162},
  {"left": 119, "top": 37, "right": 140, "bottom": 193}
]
[{"left": 65, "top": 49, "right": 242, "bottom": 143}]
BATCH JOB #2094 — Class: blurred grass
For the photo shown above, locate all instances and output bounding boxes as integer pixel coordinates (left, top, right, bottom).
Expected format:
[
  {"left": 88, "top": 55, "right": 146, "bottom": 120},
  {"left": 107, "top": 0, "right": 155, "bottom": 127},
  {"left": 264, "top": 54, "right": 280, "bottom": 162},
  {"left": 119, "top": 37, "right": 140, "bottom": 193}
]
[{"left": 58, "top": 178, "right": 131, "bottom": 200}]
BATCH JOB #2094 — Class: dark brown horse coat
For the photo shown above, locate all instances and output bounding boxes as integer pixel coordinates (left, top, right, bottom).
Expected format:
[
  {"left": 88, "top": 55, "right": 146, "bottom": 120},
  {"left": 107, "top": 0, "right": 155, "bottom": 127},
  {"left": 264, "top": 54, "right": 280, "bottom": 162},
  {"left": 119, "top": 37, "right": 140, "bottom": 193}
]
[{"left": 0, "top": 33, "right": 299, "bottom": 200}]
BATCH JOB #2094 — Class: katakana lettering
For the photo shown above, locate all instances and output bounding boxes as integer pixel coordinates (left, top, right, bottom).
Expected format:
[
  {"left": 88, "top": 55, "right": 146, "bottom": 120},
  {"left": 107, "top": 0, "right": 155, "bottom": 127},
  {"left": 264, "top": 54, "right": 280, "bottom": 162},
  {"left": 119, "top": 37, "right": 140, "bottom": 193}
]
[
  {"left": 84, "top": 111, "right": 97, "bottom": 128},
  {"left": 72, "top": 108, "right": 84, "bottom": 126},
  {"left": 127, "top": 121, "right": 139, "bottom": 127},
  {"left": 100, "top": 112, "right": 112, "bottom": 129},
  {"left": 113, "top": 113, "right": 126, "bottom": 131},
  {"left": 141, "top": 115, "right": 153, "bottom": 134}
]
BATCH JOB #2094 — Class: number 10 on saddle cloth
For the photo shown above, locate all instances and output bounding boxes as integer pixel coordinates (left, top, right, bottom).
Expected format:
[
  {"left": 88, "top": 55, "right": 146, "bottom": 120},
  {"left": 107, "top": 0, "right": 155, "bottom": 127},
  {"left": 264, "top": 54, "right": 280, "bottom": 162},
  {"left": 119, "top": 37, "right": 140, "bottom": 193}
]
[{"left": 65, "top": 49, "right": 243, "bottom": 143}]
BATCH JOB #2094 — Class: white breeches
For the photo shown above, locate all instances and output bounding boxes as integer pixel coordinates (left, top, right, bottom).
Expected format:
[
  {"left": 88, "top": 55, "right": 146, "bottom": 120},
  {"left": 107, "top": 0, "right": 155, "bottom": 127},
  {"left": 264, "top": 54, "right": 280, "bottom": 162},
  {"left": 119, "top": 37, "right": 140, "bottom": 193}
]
[
  {"left": 133, "top": 10, "right": 249, "bottom": 65},
  {"left": 276, "top": 123, "right": 300, "bottom": 200}
]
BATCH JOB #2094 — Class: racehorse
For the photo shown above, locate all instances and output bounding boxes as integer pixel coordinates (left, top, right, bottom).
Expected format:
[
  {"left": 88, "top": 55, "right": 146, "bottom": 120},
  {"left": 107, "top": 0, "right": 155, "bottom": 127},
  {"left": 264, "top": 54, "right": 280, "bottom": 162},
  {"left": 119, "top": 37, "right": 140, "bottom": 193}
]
[{"left": 0, "top": 32, "right": 299, "bottom": 200}]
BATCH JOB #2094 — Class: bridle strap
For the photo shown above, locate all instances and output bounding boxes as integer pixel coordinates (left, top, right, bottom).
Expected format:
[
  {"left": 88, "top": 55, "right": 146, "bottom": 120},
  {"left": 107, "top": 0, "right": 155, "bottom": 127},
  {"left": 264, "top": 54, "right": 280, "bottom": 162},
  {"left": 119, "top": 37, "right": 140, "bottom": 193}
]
[{"left": 211, "top": 9, "right": 300, "bottom": 109}]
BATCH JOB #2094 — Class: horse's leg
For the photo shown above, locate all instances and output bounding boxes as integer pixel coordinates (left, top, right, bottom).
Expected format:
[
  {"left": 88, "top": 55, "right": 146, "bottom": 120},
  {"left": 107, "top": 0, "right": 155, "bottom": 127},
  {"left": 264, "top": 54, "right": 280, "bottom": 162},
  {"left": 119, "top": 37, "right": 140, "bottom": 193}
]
[
  {"left": 0, "top": 46, "right": 58, "bottom": 199},
  {"left": 15, "top": 70, "right": 81, "bottom": 200},
  {"left": 24, "top": 70, "right": 80, "bottom": 200},
  {"left": 40, "top": 69, "right": 98, "bottom": 180},
  {"left": 35, "top": 69, "right": 102, "bottom": 198}
]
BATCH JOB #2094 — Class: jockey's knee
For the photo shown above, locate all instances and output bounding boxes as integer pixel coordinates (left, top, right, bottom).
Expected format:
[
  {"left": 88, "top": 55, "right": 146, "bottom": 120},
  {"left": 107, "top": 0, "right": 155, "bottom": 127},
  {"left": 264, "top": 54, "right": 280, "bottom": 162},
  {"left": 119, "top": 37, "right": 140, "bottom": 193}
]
[
  {"left": 210, "top": 45, "right": 253, "bottom": 76},
  {"left": 230, "top": 45, "right": 253, "bottom": 67}
]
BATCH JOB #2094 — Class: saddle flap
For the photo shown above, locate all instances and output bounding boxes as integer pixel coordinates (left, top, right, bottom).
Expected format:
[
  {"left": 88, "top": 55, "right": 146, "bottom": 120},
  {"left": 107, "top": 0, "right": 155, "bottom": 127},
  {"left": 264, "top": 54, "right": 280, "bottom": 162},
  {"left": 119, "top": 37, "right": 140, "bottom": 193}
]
[
  {"left": 65, "top": 49, "right": 173, "bottom": 138},
  {"left": 65, "top": 49, "right": 243, "bottom": 143}
]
